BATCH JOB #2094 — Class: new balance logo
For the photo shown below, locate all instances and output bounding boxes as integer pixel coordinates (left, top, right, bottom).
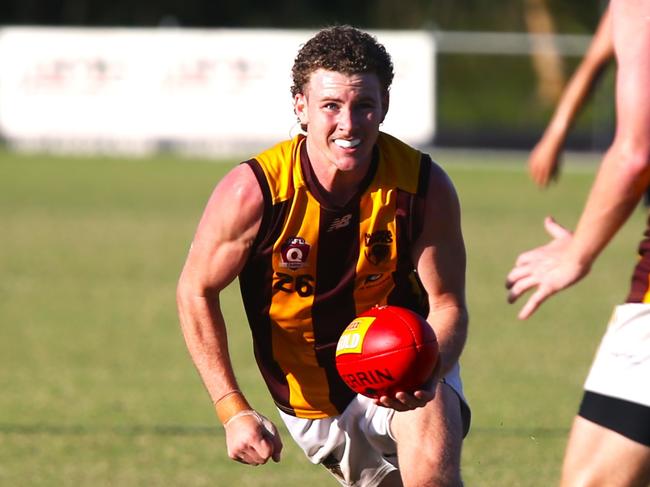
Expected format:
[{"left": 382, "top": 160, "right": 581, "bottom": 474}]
[{"left": 327, "top": 214, "right": 352, "bottom": 231}]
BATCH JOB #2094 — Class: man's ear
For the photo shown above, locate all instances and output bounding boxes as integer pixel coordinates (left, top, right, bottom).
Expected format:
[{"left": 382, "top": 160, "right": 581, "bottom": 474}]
[
  {"left": 294, "top": 93, "right": 308, "bottom": 127},
  {"left": 380, "top": 91, "right": 390, "bottom": 123}
]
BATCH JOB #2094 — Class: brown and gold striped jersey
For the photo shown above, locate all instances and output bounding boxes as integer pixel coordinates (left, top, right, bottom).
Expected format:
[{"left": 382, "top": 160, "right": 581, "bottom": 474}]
[
  {"left": 239, "top": 132, "right": 432, "bottom": 418},
  {"left": 626, "top": 214, "right": 650, "bottom": 302}
]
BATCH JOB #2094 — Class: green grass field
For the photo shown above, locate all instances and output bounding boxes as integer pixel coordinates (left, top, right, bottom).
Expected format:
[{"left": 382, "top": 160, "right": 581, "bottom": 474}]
[{"left": 0, "top": 148, "right": 644, "bottom": 486}]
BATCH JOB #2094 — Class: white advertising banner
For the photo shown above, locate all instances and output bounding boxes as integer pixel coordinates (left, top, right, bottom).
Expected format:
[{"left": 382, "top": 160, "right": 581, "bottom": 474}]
[{"left": 0, "top": 27, "right": 435, "bottom": 155}]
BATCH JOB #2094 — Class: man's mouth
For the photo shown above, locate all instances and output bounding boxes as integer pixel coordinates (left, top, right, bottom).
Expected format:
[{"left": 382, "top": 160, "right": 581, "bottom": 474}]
[{"left": 334, "top": 138, "right": 361, "bottom": 149}]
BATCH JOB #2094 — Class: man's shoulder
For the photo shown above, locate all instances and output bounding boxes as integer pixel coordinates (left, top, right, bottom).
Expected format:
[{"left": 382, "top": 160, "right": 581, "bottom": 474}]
[
  {"left": 253, "top": 135, "right": 304, "bottom": 169},
  {"left": 246, "top": 135, "right": 304, "bottom": 203},
  {"left": 376, "top": 132, "right": 429, "bottom": 194},
  {"left": 377, "top": 132, "right": 421, "bottom": 158}
]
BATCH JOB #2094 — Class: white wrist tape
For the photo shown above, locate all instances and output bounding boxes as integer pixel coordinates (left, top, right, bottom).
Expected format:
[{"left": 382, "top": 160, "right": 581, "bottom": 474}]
[
  {"left": 223, "top": 410, "right": 260, "bottom": 428},
  {"left": 223, "top": 409, "right": 275, "bottom": 436}
]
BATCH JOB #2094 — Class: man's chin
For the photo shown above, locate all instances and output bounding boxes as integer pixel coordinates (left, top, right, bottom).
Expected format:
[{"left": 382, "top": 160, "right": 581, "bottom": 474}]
[{"left": 334, "top": 156, "right": 370, "bottom": 173}]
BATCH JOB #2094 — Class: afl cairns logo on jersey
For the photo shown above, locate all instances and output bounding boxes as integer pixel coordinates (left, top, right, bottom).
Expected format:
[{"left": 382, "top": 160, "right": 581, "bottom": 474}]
[
  {"left": 364, "top": 230, "right": 393, "bottom": 265},
  {"left": 280, "top": 237, "right": 311, "bottom": 270}
]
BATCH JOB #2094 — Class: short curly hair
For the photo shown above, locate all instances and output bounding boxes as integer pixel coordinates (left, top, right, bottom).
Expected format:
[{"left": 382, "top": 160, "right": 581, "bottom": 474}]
[{"left": 290, "top": 25, "right": 394, "bottom": 98}]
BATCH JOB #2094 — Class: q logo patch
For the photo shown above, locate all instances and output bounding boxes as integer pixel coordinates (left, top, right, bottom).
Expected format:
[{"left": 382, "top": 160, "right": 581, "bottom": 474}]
[{"left": 279, "top": 237, "right": 311, "bottom": 270}]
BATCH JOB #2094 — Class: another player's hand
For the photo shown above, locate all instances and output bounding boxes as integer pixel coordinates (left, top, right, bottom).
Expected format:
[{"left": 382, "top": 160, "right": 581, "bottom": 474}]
[
  {"left": 506, "top": 216, "right": 590, "bottom": 319},
  {"left": 224, "top": 410, "right": 283, "bottom": 466},
  {"left": 528, "top": 136, "right": 562, "bottom": 188}
]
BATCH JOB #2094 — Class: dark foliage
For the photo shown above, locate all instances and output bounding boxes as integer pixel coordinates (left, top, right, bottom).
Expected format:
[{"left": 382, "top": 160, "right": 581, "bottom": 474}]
[{"left": 0, "top": 0, "right": 602, "bottom": 33}]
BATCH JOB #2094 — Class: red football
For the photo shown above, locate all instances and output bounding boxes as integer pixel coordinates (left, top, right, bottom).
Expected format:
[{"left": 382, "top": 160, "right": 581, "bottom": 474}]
[{"left": 335, "top": 305, "right": 439, "bottom": 399}]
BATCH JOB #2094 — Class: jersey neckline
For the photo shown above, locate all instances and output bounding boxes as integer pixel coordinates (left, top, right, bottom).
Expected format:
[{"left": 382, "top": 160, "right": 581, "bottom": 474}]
[{"left": 299, "top": 139, "right": 379, "bottom": 211}]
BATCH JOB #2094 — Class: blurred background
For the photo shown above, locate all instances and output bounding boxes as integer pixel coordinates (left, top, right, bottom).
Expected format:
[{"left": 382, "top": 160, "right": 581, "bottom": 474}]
[{"left": 0, "top": 0, "right": 613, "bottom": 155}]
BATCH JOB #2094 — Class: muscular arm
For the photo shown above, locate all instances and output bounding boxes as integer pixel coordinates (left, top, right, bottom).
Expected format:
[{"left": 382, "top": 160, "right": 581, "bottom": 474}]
[
  {"left": 414, "top": 162, "right": 468, "bottom": 377},
  {"left": 177, "top": 163, "right": 261, "bottom": 409},
  {"left": 507, "top": 0, "right": 650, "bottom": 319},
  {"left": 377, "top": 161, "right": 467, "bottom": 411},
  {"left": 176, "top": 163, "right": 282, "bottom": 463},
  {"left": 569, "top": 0, "right": 650, "bottom": 264}
]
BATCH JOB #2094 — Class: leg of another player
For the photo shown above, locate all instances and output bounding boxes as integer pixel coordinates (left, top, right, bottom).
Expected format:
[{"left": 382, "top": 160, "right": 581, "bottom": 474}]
[
  {"left": 560, "top": 416, "right": 650, "bottom": 487},
  {"left": 389, "top": 383, "right": 464, "bottom": 487}
]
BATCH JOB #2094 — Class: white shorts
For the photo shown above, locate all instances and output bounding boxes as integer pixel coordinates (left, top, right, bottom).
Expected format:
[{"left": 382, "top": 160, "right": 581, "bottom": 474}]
[
  {"left": 279, "top": 363, "right": 469, "bottom": 487},
  {"left": 583, "top": 303, "right": 650, "bottom": 407}
]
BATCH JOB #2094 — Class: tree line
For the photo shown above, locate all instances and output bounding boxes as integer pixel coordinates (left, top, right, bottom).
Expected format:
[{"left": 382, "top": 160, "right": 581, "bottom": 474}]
[{"left": 1, "top": 0, "right": 604, "bottom": 33}]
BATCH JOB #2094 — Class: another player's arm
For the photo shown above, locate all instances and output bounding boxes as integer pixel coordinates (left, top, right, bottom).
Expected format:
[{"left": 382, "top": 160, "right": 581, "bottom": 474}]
[
  {"left": 176, "top": 163, "right": 282, "bottom": 464},
  {"left": 567, "top": 0, "right": 650, "bottom": 269},
  {"left": 413, "top": 162, "right": 468, "bottom": 379},
  {"left": 529, "top": 7, "right": 614, "bottom": 187},
  {"left": 507, "top": 0, "right": 650, "bottom": 319}
]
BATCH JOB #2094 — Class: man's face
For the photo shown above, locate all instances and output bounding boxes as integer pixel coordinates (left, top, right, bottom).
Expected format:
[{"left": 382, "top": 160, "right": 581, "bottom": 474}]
[{"left": 294, "top": 69, "right": 388, "bottom": 174}]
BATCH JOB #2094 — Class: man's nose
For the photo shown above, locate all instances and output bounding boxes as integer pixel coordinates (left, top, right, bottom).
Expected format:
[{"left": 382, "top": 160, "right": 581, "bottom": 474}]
[{"left": 337, "top": 107, "right": 354, "bottom": 131}]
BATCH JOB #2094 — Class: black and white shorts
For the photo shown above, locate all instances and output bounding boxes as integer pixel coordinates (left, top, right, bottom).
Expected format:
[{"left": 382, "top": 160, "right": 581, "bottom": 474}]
[{"left": 580, "top": 304, "right": 650, "bottom": 446}]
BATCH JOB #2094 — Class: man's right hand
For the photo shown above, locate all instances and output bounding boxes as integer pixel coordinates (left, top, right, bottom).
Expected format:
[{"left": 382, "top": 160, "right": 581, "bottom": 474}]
[{"left": 224, "top": 410, "right": 283, "bottom": 465}]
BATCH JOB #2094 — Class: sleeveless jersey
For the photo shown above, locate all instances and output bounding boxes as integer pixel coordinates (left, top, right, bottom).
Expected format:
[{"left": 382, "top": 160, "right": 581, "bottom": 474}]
[
  {"left": 239, "top": 132, "right": 431, "bottom": 419},
  {"left": 626, "top": 213, "right": 650, "bottom": 302}
]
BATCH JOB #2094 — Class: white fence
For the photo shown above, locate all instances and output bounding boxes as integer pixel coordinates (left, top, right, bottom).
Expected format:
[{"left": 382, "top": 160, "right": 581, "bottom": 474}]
[{"left": 0, "top": 27, "right": 435, "bottom": 155}]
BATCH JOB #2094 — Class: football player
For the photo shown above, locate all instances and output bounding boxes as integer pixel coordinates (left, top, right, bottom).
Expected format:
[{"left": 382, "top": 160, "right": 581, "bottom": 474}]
[{"left": 177, "top": 25, "right": 470, "bottom": 486}]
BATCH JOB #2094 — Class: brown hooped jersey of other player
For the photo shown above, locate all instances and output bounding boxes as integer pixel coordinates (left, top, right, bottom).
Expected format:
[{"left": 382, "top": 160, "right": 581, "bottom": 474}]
[
  {"left": 239, "top": 132, "right": 432, "bottom": 419},
  {"left": 626, "top": 213, "right": 650, "bottom": 302}
]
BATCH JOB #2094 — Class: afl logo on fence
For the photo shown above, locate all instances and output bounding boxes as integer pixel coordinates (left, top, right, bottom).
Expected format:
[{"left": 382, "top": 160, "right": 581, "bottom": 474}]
[
  {"left": 364, "top": 230, "right": 393, "bottom": 265},
  {"left": 280, "top": 237, "right": 311, "bottom": 270}
]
